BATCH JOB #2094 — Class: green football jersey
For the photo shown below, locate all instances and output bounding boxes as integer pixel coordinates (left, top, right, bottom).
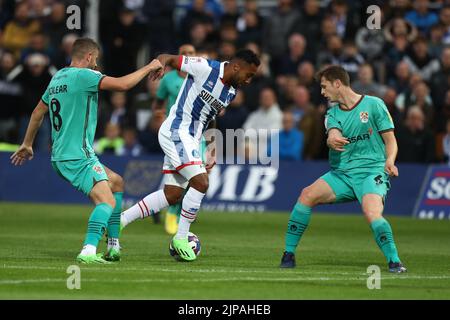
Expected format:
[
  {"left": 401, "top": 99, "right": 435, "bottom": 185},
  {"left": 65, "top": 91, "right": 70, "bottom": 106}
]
[
  {"left": 41, "top": 67, "right": 105, "bottom": 161},
  {"left": 324, "top": 95, "right": 395, "bottom": 173},
  {"left": 156, "top": 70, "right": 185, "bottom": 116}
]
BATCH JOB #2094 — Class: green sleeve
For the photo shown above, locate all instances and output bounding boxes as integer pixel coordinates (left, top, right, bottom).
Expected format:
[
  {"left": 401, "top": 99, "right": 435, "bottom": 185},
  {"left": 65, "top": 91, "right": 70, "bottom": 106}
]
[
  {"left": 77, "top": 69, "right": 105, "bottom": 93},
  {"left": 156, "top": 75, "right": 169, "bottom": 100},
  {"left": 324, "top": 108, "right": 342, "bottom": 133},
  {"left": 41, "top": 86, "right": 50, "bottom": 105},
  {"left": 374, "top": 99, "right": 395, "bottom": 133}
]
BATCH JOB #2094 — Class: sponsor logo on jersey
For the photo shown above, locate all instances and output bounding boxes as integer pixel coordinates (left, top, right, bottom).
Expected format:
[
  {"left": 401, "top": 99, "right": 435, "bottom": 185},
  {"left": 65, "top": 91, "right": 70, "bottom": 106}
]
[
  {"left": 360, "top": 111, "right": 369, "bottom": 123},
  {"left": 199, "top": 89, "right": 225, "bottom": 112},
  {"left": 93, "top": 165, "right": 103, "bottom": 174},
  {"left": 348, "top": 133, "right": 370, "bottom": 144}
]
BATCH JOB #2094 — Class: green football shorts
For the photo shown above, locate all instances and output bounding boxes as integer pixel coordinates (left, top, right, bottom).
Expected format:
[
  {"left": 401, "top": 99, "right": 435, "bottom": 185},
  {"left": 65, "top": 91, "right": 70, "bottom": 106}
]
[
  {"left": 320, "top": 170, "right": 391, "bottom": 204},
  {"left": 51, "top": 157, "right": 109, "bottom": 196}
]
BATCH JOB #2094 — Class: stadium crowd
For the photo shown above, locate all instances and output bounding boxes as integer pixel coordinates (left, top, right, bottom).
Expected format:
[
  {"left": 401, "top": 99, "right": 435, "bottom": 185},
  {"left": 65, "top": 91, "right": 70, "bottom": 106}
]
[{"left": 1, "top": 0, "right": 450, "bottom": 164}]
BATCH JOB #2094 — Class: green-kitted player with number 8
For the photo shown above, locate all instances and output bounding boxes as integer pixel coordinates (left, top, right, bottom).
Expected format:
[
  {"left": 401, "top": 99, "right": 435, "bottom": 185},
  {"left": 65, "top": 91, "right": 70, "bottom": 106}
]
[{"left": 11, "top": 38, "right": 163, "bottom": 264}]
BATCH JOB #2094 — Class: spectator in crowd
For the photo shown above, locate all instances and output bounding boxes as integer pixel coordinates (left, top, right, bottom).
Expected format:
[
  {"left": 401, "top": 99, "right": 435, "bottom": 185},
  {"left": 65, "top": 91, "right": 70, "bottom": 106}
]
[
  {"left": 443, "top": 119, "right": 450, "bottom": 165},
  {"left": 430, "top": 47, "right": 450, "bottom": 113},
  {"left": 276, "top": 33, "right": 313, "bottom": 77},
  {"left": 103, "top": 7, "right": 146, "bottom": 77},
  {"left": 243, "top": 87, "right": 283, "bottom": 158},
  {"left": 318, "top": 15, "right": 338, "bottom": 51},
  {"left": 236, "top": 2, "right": 264, "bottom": 46},
  {"left": 291, "top": 85, "right": 324, "bottom": 160},
  {"left": 351, "top": 63, "right": 386, "bottom": 97},
  {"left": 388, "top": 60, "right": 411, "bottom": 94},
  {"left": 339, "top": 40, "right": 365, "bottom": 81},
  {"left": 383, "top": 87, "right": 402, "bottom": 128},
  {"left": 141, "top": 0, "right": 176, "bottom": 58},
  {"left": 317, "top": 34, "right": 343, "bottom": 68},
  {"left": 429, "top": 23, "right": 444, "bottom": 58},
  {"left": 355, "top": 17, "right": 385, "bottom": 62},
  {"left": 405, "top": 0, "right": 438, "bottom": 35},
  {"left": 180, "top": 0, "right": 216, "bottom": 45},
  {"left": 384, "top": 17, "right": 418, "bottom": 44},
  {"left": 218, "top": 40, "right": 236, "bottom": 61},
  {"left": 263, "top": 0, "right": 301, "bottom": 71},
  {"left": 139, "top": 109, "right": 166, "bottom": 154},
  {"left": 297, "top": 61, "right": 322, "bottom": 105},
  {"left": 240, "top": 56, "right": 274, "bottom": 112},
  {"left": 290, "top": 0, "right": 323, "bottom": 58},
  {"left": 120, "top": 127, "right": 143, "bottom": 157},
  {"left": 220, "top": 0, "right": 239, "bottom": 26},
  {"left": 0, "top": 50, "right": 21, "bottom": 143},
  {"left": 43, "top": 1, "right": 70, "bottom": 53},
  {"left": 396, "top": 80, "right": 434, "bottom": 128},
  {"left": 328, "top": 0, "right": 359, "bottom": 40},
  {"left": 2, "top": 1, "right": 41, "bottom": 59},
  {"left": 94, "top": 122, "right": 125, "bottom": 156},
  {"left": 13, "top": 53, "right": 52, "bottom": 151},
  {"left": 273, "top": 110, "right": 303, "bottom": 161},
  {"left": 134, "top": 77, "right": 160, "bottom": 131},
  {"left": 53, "top": 33, "right": 79, "bottom": 70},
  {"left": 19, "top": 31, "right": 51, "bottom": 63},
  {"left": 402, "top": 36, "right": 440, "bottom": 81},
  {"left": 396, "top": 106, "right": 435, "bottom": 163},
  {"left": 216, "top": 90, "right": 249, "bottom": 159},
  {"left": 436, "top": 90, "right": 450, "bottom": 133},
  {"left": 440, "top": 5, "right": 450, "bottom": 44},
  {"left": 244, "top": 87, "right": 282, "bottom": 132}
]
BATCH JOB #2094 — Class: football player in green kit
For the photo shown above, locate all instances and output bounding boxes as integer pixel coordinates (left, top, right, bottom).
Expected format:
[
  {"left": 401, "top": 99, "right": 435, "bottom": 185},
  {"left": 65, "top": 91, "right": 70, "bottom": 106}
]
[
  {"left": 280, "top": 65, "right": 407, "bottom": 273},
  {"left": 11, "top": 38, "right": 163, "bottom": 264}
]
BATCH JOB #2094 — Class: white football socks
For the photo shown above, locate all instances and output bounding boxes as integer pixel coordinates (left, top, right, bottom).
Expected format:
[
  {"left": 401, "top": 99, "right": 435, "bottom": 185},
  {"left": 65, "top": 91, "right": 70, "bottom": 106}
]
[
  {"left": 107, "top": 238, "right": 120, "bottom": 251},
  {"left": 121, "top": 190, "right": 169, "bottom": 227},
  {"left": 80, "top": 244, "right": 96, "bottom": 256},
  {"left": 175, "top": 188, "right": 205, "bottom": 240}
]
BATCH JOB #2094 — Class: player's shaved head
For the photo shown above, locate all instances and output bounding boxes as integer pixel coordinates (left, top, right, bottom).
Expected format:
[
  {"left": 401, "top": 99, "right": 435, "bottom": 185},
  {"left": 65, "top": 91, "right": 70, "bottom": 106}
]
[
  {"left": 315, "top": 65, "right": 350, "bottom": 86},
  {"left": 71, "top": 38, "right": 100, "bottom": 60},
  {"left": 178, "top": 44, "right": 196, "bottom": 56}
]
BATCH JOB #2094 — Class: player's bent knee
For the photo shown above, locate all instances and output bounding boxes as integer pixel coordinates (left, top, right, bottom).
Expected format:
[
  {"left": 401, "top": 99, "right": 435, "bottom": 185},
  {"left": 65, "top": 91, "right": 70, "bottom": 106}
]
[
  {"left": 189, "top": 174, "right": 209, "bottom": 194},
  {"left": 111, "top": 174, "right": 124, "bottom": 192},
  {"left": 299, "top": 187, "right": 317, "bottom": 207}
]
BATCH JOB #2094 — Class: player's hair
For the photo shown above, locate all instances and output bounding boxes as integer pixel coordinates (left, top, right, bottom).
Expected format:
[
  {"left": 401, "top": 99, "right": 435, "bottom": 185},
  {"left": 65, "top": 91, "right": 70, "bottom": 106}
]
[
  {"left": 315, "top": 65, "right": 350, "bottom": 86},
  {"left": 71, "top": 38, "right": 100, "bottom": 60},
  {"left": 233, "top": 49, "right": 260, "bottom": 67}
]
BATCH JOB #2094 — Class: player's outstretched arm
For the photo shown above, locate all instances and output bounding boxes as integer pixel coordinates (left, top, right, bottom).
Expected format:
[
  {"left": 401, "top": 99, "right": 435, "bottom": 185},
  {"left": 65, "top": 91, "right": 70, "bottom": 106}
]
[
  {"left": 100, "top": 59, "right": 163, "bottom": 91},
  {"left": 11, "top": 100, "right": 48, "bottom": 166},
  {"left": 381, "top": 130, "right": 399, "bottom": 177},
  {"left": 156, "top": 54, "right": 181, "bottom": 71}
]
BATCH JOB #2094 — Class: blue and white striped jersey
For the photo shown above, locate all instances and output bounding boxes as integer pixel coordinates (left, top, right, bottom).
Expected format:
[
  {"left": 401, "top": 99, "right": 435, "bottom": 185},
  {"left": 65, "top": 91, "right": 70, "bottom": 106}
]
[{"left": 162, "top": 55, "right": 236, "bottom": 142}]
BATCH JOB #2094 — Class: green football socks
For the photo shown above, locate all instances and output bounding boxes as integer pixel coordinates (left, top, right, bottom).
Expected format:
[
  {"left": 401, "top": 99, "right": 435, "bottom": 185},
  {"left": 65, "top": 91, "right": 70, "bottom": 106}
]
[
  {"left": 106, "top": 192, "right": 123, "bottom": 239},
  {"left": 370, "top": 217, "right": 401, "bottom": 263},
  {"left": 284, "top": 202, "right": 312, "bottom": 253},
  {"left": 84, "top": 203, "right": 113, "bottom": 247}
]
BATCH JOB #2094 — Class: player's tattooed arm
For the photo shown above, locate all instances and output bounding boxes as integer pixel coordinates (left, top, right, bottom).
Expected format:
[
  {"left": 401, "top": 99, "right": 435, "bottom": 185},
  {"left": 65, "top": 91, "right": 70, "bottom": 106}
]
[
  {"left": 11, "top": 100, "right": 48, "bottom": 166},
  {"left": 381, "top": 130, "right": 399, "bottom": 177},
  {"left": 326, "top": 128, "right": 349, "bottom": 152}
]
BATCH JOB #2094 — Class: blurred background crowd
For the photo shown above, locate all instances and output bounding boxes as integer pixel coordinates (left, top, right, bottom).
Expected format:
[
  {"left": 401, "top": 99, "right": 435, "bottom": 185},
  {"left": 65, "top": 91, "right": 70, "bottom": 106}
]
[{"left": 1, "top": 0, "right": 450, "bottom": 164}]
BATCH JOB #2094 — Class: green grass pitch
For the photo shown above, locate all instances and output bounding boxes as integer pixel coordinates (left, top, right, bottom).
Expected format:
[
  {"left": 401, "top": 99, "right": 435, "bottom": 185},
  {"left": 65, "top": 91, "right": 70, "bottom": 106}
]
[{"left": 0, "top": 202, "right": 449, "bottom": 299}]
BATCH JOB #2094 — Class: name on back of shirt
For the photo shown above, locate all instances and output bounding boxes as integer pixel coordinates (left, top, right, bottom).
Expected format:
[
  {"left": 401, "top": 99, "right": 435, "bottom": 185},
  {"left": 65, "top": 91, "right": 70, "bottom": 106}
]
[{"left": 49, "top": 85, "right": 68, "bottom": 95}]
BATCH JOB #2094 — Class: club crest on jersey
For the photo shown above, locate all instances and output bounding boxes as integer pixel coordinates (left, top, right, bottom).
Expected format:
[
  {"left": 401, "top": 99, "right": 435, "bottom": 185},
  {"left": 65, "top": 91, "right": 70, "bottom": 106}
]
[
  {"left": 360, "top": 111, "right": 369, "bottom": 123},
  {"left": 93, "top": 165, "right": 103, "bottom": 174},
  {"left": 192, "top": 150, "right": 200, "bottom": 158},
  {"left": 206, "top": 80, "right": 214, "bottom": 89}
]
